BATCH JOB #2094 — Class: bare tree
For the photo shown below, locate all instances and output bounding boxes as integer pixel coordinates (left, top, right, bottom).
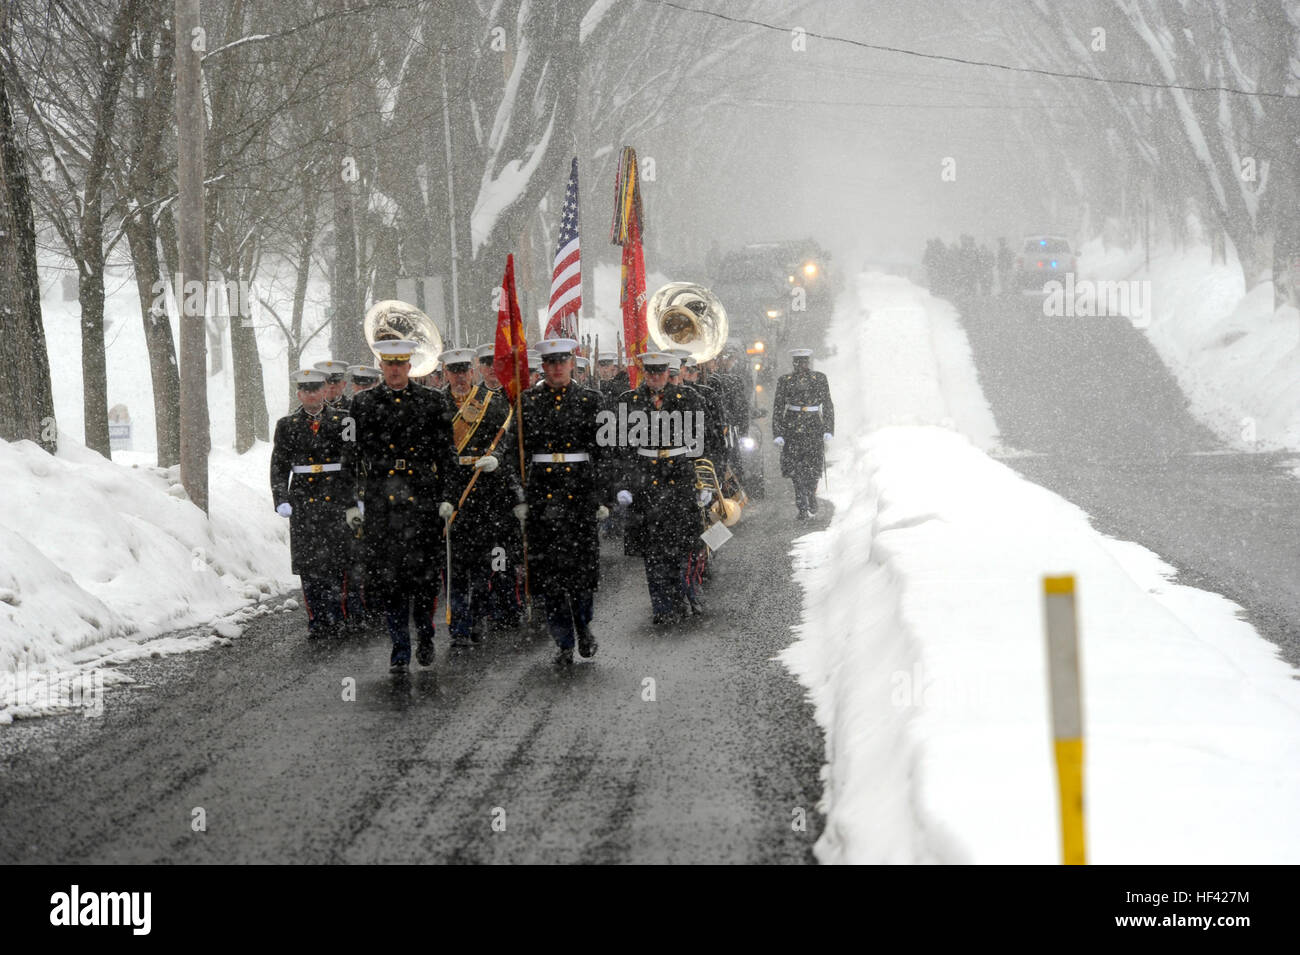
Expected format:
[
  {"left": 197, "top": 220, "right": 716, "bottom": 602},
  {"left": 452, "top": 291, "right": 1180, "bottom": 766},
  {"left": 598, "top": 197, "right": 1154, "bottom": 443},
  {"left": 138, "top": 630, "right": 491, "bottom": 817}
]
[
  {"left": 0, "top": 45, "right": 56, "bottom": 450},
  {"left": 2, "top": 0, "right": 145, "bottom": 457}
]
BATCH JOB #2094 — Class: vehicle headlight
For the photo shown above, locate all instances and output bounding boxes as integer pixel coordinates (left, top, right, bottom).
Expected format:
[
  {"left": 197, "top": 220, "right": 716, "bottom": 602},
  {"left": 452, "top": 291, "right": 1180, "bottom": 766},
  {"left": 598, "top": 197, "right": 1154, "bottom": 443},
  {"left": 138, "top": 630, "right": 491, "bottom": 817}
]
[
  {"left": 740, "top": 436, "right": 756, "bottom": 451},
  {"left": 765, "top": 309, "right": 781, "bottom": 319},
  {"left": 753, "top": 340, "right": 765, "bottom": 352},
  {"left": 803, "top": 261, "right": 818, "bottom": 278}
]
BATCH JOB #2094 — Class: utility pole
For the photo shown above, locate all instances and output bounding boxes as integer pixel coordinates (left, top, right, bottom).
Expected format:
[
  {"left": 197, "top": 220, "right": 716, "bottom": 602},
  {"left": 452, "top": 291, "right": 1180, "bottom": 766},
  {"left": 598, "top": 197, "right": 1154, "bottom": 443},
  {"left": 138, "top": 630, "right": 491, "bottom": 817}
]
[{"left": 175, "top": 0, "right": 209, "bottom": 512}]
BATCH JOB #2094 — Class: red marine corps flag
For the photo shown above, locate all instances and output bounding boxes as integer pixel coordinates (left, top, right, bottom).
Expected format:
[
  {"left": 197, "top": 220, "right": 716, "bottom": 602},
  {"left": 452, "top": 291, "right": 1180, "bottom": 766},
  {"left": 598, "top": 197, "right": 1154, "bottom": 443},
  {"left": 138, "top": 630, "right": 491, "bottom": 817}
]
[
  {"left": 545, "top": 157, "right": 582, "bottom": 340},
  {"left": 494, "top": 254, "right": 529, "bottom": 404},
  {"left": 611, "top": 147, "right": 648, "bottom": 387}
]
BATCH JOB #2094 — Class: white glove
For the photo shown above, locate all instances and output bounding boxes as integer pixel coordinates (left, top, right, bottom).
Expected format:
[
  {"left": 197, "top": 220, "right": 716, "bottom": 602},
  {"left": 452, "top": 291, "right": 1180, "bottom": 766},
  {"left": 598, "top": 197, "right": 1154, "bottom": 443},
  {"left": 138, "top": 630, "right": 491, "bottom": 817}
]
[
  {"left": 616, "top": 489, "right": 633, "bottom": 506},
  {"left": 697, "top": 489, "right": 712, "bottom": 505},
  {"left": 513, "top": 503, "right": 528, "bottom": 521},
  {"left": 357, "top": 500, "right": 365, "bottom": 516},
  {"left": 823, "top": 432, "right": 833, "bottom": 442},
  {"left": 773, "top": 436, "right": 785, "bottom": 448},
  {"left": 276, "top": 502, "right": 292, "bottom": 517},
  {"left": 345, "top": 506, "right": 363, "bottom": 529},
  {"left": 595, "top": 505, "right": 610, "bottom": 520},
  {"left": 474, "top": 454, "right": 499, "bottom": 472},
  {"left": 438, "top": 501, "right": 454, "bottom": 519}
]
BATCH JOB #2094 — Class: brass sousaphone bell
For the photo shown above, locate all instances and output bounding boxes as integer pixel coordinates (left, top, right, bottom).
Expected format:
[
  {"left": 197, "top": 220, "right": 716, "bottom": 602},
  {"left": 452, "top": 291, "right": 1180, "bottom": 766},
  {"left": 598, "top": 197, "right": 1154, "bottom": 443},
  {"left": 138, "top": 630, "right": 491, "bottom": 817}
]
[
  {"left": 647, "top": 282, "right": 728, "bottom": 363},
  {"left": 363, "top": 299, "right": 445, "bottom": 378},
  {"left": 648, "top": 282, "right": 745, "bottom": 528}
]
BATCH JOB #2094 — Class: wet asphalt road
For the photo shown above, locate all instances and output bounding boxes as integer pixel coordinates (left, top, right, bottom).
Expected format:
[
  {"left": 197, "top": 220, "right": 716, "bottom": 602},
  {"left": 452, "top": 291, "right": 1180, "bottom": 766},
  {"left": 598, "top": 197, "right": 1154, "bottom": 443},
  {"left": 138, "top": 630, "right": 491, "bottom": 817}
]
[
  {"left": 0, "top": 452, "right": 825, "bottom": 864},
  {"left": 962, "top": 295, "right": 1300, "bottom": 666}
]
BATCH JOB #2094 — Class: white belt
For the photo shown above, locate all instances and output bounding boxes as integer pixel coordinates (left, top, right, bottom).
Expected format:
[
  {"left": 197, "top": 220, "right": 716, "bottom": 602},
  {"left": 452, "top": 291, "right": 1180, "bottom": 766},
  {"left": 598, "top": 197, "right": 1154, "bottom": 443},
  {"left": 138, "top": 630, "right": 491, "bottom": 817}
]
[
  {"left": 785, "top": 404, "right": 822, "bottom": 412},
  {"left": 292, "top": 463, "right": 341, "bottom": 473},
  {"left": 636, "top": 447, "right": 689, "bottom": 459},
  {"left": 532, "top": 452, "right": 590, "bottom": 463}
]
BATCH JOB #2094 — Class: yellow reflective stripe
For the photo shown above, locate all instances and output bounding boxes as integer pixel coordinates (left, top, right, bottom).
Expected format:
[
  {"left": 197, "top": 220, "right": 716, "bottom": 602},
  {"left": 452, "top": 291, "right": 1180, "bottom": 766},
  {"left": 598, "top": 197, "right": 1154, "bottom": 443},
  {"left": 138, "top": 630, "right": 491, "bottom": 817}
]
[{"left": 1054, "top": 738, "right": 1086, "bottom": 865}]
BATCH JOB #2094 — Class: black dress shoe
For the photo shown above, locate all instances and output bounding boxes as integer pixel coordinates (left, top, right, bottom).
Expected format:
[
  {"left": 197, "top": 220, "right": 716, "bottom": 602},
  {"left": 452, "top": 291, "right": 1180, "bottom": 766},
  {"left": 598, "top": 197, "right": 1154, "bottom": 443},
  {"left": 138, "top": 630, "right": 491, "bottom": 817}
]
[
  {"left": 416, "top": 640, "right": 435, "bottom": 666},
  {"left": 577, "top": 627, "right": 598, "bottom": 658},
  {"left": 554, "top": 646, "right": 574, "bottom": 667}
]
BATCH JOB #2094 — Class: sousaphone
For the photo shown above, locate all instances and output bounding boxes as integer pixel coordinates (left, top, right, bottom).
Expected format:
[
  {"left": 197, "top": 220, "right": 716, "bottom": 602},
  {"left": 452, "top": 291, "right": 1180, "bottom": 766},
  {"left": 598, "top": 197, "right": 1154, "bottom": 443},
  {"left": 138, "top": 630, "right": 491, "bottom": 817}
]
[
  {"left": 363, "top": 299, "right": 444, "bottom": 378},
  {"left": 647, "top": 282, "right": 728, "bottom": 363}
]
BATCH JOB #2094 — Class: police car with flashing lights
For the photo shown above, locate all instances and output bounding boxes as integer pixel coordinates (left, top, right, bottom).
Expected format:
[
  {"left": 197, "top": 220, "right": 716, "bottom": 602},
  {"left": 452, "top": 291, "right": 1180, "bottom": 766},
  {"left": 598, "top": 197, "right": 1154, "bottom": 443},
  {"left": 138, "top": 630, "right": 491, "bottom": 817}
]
[{"left": 1015, "top": 234, "right": 1078, "bottom": 292}]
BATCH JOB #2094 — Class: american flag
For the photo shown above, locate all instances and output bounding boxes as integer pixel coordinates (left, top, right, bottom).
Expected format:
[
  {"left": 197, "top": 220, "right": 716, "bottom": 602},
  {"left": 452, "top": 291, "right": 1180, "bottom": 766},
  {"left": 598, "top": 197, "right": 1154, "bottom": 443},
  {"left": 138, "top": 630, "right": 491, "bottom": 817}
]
[{"left": 546, "top": 157, "right": 581, "bottom": 339}]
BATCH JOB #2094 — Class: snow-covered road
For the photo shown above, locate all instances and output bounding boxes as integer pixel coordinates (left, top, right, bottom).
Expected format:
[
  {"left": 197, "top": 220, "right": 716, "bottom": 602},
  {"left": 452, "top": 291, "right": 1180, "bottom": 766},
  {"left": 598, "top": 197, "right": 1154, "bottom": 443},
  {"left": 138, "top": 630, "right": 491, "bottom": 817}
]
[{"left": 784, "top": 273, "right": 1300, "bottom": 864}]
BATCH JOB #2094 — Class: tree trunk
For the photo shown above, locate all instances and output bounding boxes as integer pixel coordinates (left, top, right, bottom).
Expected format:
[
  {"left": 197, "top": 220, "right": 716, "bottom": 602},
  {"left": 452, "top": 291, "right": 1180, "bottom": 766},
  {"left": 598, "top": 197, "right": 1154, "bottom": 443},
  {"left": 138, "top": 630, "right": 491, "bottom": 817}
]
[
  {"left": 229, "top": 253, "right": 268, "bottom": 451},
  {"left": 287, "top": 170, "right": 316, "bottom": 400},
  {"left": 0, "top": 66, "right": 56, "bottom": 451},
  {"left": 125, "top": 217, "right": 181, "bottom": 465},
  {"left": 77, "top": 240, "right": 112, "bottom": 457},
  {"left": 331, "top": 163, "right": 363, "bottom": 361},
  {"left": 175, "top": 0, "right": 210, "bottom": 512}
]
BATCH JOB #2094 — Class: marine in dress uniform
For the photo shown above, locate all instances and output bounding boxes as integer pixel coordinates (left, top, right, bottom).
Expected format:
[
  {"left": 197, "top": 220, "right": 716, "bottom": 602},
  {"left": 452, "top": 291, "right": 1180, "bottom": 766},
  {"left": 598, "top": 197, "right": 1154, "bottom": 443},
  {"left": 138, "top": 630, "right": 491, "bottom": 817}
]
[
  {"left": 347, "top": 364, "right": 380, "bottom": 398},
  {"left": 437, "top": 348, "right": 523, "bottom": 648},
  {"left": 342, "top": 339, "right": 453, "bottom": 671},
  {"left": 527, "top": 350, "right": 542, "bottom": 389},
  {"left": 596, "top": 350, "right": 630, "bottom": 400},
  {"left": 518, "top": 338, "right": 613, "bottom": 666},
  {"left": 771, "top": 348, "right": 835, "bottom": 520},
  {"left": 616, "top": 352, "right": 709, "bottom": 623},
  {"left": 680, "top": 357, "right": 728, "bottom": 463},
  {"left": 314, "top": 360, "right": 351, "bottom": 410},
  {"left": 476, "top": 344, "right": 502, "bottom": 391},
  {"left": 715, "top": 342, "right": 753, "bottom": 479},
  {"left": 271, "top": 369, "right": 355, "bottom": 638}
]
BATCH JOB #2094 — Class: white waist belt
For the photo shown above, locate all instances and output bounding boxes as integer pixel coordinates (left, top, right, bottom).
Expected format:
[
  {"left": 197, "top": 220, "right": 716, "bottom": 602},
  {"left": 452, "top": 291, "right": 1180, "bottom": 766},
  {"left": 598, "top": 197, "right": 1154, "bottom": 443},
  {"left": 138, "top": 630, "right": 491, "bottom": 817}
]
[
  {"left": 785, "top": 404, "right": 822, "bottom": 412},
  {"left": 532, "top": 452, "right": 590, "bottom": 463},
  {"left": 292, "top": 463, "right": 342, "bottom": 473},
  {"left": 636, "top": 447, "right": 689, "bottom": 458}
]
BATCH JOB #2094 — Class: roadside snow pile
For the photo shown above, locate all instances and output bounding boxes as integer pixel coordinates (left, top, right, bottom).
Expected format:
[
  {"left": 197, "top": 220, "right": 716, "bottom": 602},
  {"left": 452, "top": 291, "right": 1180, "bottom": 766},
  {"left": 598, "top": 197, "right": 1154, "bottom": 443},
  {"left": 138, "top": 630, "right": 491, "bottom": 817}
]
[
  {"left": 783, "top": 272, "right": 1300, "bottom": 863},
  {"left": 1080, "top": 240, "right": 1300, "bottom": 451},
  {"left": 0, "top": 437, "right": 294, "bottom": 721}
]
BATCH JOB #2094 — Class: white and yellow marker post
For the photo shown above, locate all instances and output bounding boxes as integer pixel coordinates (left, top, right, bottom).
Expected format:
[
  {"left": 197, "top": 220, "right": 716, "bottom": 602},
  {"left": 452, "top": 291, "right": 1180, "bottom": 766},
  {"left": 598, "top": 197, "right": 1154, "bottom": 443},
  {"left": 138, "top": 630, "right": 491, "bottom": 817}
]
[{"left": 1044, "top": 574, "right": 1086, "bottom": 865}]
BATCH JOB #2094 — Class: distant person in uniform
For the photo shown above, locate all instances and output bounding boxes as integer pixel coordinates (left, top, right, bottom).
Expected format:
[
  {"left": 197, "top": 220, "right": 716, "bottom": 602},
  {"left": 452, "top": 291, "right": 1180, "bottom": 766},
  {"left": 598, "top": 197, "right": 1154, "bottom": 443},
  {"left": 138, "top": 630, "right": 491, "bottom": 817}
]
[
  {"left": 476, "top": 344, "right": 502, "bottom": 391},
  {"left": 271, "top": 369, "right": 354, "bottom": 639},
  {"left": 771, "top": 348, "right": 834, "bottom": 521},
  {"left": 347, "top": 365, "right": 380, "bottom": 399},
  {"left": 996, "top": 238, "right": 1014, "bottom": 294},
  {"left": 596, "top": 350, "right": 629, "bottom": 399},
  {"left": 314, "top": 360, "right": 351, "bottom": 409}
]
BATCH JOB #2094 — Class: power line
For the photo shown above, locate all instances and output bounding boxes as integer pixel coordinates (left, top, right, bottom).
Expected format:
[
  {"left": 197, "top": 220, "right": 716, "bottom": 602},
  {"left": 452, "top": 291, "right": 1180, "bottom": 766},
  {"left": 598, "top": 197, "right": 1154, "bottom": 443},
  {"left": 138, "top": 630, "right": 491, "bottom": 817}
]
[{"left": 642, "top": 0, "right": 1299, "bottom": 100}]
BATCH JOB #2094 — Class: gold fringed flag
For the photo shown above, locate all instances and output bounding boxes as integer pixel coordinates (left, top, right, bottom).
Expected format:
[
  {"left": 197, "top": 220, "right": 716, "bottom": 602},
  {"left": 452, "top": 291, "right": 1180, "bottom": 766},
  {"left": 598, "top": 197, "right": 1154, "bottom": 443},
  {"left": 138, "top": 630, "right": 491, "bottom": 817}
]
[
  {"left": 611, "top": 147, "right": 648, "bottom": 387},
  {"left": 494, "top": 254, "right": 529, "bottom": 405}
]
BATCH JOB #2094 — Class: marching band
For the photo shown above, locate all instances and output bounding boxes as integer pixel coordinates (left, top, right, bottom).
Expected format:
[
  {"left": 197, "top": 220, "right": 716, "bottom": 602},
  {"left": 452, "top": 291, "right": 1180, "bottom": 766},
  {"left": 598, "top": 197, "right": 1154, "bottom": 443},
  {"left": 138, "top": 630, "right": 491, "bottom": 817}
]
[{"left": 271, "top": 285, "right": 835, "bottom": 672}]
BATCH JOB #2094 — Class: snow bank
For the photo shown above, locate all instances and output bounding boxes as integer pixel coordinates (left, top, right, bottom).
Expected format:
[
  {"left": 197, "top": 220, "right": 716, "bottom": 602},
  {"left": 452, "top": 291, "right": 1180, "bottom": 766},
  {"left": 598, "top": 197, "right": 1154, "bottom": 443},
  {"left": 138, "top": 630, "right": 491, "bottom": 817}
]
[
  {"left": 1080, "top": 240, "right": 1300, "bottom": 451},
  {"left": 783, "top": 272, "right": 1300, "bottom": 863},
  {"left": 0, "top": 438, "right": 294, "bottom": 722}
]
